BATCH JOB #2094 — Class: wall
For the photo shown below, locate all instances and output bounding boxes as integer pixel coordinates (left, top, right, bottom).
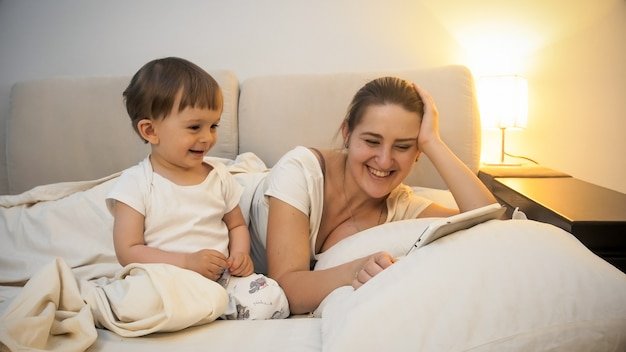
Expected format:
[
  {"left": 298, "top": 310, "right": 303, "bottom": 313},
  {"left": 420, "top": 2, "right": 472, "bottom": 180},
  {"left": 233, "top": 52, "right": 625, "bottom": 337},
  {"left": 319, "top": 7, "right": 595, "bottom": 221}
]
[
  {"left": 478, "top": 0, "right": 626, "bottom": 194},
  {"left": 525, "top": 2, "right": 626, "bottom": 194},
  {"left": 430, "top": 0, "right": 626, "bottom": 195},
  {"left": 1, "top": 0, "right": 625, "bottom": 194},
  {"left": 0, "top": 0, "right": 462, "bottom": 194}
]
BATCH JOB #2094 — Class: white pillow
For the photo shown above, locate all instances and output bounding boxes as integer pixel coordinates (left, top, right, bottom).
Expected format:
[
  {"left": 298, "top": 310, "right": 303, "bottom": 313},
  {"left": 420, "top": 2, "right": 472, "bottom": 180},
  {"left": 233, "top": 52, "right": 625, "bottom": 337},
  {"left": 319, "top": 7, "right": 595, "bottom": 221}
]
[
  {"left": 319, "top": 219, "right": 626, "bottom": 351},
  {"left": 411, "top": 186, "right": 457, "bottom": 209},
  {"left": 314, "top": 186, "right": 456, "bottom": 270},
  {"left": 314, "top": 218, "right": 438, "bottom": 270}
]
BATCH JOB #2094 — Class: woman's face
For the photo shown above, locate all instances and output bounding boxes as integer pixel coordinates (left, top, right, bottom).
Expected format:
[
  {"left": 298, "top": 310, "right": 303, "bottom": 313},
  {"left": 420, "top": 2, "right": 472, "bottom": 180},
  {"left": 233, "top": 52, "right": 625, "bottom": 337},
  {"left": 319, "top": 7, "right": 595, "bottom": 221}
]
[{"left": 343, "top": 103, "right": 421, "bottom": 199}]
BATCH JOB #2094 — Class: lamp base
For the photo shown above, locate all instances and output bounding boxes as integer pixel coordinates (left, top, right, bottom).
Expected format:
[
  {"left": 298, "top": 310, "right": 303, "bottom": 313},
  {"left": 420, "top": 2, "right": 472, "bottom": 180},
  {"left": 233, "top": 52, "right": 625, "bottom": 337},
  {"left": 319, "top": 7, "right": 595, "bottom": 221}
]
[{"left": 484, "top": 127, "right": 522, "bottom": 167}]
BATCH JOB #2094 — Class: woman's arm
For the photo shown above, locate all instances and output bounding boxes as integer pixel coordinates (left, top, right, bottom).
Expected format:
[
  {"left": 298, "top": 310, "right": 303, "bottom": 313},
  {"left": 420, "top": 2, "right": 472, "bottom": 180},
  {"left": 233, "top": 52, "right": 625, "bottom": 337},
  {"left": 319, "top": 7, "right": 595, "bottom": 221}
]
[
  {"left": 112, "top": 201, "right": 228, "bottom": 280},
  {"left": 266, "top": 197, "right": 356, "bottom": 313},
  {"left": 414, "top": 85, "right": 496, "bottom": 216},
  {"left": 266, "top": 197, "right": 394, "bottom": 313}
]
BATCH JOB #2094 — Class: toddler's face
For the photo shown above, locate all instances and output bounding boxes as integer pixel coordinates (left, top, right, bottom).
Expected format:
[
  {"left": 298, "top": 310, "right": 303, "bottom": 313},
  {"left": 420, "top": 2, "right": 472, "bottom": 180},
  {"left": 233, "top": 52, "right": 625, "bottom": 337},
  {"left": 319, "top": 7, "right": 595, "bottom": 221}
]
[{"left": 151, "top": 106, "right": 222, "bottom": 170}]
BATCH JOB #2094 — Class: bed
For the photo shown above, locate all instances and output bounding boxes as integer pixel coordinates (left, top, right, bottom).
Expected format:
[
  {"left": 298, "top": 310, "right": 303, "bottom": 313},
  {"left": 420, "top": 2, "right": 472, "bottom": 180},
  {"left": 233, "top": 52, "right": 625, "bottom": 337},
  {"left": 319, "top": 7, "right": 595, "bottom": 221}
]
[{"left": 1, "top": 65, "right": 626, "bottom": 352}]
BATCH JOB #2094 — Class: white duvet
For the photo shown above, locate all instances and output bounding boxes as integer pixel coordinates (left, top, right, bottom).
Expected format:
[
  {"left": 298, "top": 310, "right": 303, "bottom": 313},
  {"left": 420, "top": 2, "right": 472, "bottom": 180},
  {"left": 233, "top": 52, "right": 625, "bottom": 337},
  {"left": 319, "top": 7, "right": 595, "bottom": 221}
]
[{"left": 313, "top": 219, "right": 626, "bottom": 351}]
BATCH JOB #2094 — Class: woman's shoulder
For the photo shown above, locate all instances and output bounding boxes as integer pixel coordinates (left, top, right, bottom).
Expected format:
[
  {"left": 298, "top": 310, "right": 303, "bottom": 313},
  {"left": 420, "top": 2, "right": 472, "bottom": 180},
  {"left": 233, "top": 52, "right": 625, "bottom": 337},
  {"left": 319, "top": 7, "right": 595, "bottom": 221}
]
[
  {"left": 277, "top": 147, "right": 343, "bottom": 173},
  {"left": 264, "top": 146, "right": 326, "bottom": 211},
  {"left": 268, "top": 146, "right": 330, "bottom": 183},
  {"left": 386, "top": 183, "right": 433, "bottom": 220},
  {"left": 276, "top": 146, "right": 320, "bottom": 167},
  {"left": 390, "top": 183, "right": 415, "bottom": 196},
  {"left": 284, "top": 146, "right": 316, "bottom": 158},
  {"left": 389, "top": 183, "right": 437, "bottom": 203}
]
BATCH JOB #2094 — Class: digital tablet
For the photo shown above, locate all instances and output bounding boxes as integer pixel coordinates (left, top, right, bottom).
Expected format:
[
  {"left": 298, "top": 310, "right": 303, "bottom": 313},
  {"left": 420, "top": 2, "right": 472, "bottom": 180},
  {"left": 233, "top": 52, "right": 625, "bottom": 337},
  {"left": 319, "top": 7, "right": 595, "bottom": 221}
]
[{"left": 405, "top": 203, "right": 506, "bottom": 256}]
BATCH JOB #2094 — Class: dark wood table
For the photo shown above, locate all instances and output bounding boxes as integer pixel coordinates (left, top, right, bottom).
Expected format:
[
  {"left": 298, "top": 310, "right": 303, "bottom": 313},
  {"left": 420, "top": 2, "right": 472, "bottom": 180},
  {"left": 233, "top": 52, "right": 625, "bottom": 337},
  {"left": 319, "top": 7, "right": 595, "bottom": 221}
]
[{"left": 491, "top": 176, "right": 626, "bottom": 273}]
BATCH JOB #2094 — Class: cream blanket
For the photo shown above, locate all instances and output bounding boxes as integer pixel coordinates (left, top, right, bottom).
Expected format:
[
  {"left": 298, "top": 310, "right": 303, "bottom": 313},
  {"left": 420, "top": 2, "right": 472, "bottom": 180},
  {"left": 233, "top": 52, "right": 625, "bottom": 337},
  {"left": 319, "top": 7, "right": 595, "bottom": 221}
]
[{"left": 0, "top": 258, "right": 227, "bottom": 351}]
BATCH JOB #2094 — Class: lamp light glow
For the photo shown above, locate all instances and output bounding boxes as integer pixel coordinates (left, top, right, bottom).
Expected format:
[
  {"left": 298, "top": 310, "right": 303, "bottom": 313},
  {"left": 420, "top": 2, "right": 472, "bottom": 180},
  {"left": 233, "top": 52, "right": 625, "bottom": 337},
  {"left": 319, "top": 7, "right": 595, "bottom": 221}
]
[{"left": 478, "top": 75, "right": 528, "bottom": 165}]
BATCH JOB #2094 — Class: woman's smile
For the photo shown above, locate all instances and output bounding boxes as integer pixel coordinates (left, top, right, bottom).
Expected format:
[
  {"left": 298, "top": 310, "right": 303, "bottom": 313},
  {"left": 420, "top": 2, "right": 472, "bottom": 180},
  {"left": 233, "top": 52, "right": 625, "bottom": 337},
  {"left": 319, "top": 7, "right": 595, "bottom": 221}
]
[{"left": 367, "top": 166, "right": 392, "bottom": 178}]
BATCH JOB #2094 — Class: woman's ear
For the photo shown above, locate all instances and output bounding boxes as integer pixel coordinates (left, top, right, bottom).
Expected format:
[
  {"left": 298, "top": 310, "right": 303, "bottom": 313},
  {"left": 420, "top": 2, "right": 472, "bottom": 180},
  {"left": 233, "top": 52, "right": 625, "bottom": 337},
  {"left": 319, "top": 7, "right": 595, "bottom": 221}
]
[
  {"left": 137, "top": 119, "right": 159, "bottom": 144},
  {"left": 341, "top": 122, "right": 350, "bottom": 149}
]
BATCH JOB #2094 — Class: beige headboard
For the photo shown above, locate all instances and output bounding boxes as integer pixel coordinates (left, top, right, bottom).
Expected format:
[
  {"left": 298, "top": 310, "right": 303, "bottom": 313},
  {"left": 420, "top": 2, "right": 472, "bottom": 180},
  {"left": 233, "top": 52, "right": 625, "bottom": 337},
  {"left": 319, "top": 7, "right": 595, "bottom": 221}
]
[
  {"left": 4, "top": 65, "right": 480, "bottom": 194},
  {"left": 5, "top": 71, "right": 239, "bottom": 195},
  {"left": 239, "top": 65, "right": 481, "bottom": 189}
]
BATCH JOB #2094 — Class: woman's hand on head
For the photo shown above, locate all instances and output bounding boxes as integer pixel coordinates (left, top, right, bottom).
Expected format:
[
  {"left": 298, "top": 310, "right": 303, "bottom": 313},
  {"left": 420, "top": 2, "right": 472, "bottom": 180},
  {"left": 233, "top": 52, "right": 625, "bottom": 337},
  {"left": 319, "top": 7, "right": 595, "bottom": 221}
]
[
  {"left": 352, "top": 251, "right": 397, "bottom": 290},
  {"left": 184, "top": 249, "right": 229, "bottom": 281},
  {"left": 413, "top": 84, "right": 441, "bottom": 152}
]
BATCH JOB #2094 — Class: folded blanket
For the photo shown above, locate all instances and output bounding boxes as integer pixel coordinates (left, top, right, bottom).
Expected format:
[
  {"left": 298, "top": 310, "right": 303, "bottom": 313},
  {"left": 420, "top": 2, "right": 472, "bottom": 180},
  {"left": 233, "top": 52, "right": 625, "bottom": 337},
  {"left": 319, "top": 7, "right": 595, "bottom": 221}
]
[
  {"left": 0, "top": 173, "right": 121, "bottom": 208},
  {"left": 82, "top": 262, "right": 228, "bottom": 336},
  {"left": 0, "top": 258, "right": 228, "bottom": 351},
  {"left": 0, "top": 258, "right": 96, "bottom": 352}
]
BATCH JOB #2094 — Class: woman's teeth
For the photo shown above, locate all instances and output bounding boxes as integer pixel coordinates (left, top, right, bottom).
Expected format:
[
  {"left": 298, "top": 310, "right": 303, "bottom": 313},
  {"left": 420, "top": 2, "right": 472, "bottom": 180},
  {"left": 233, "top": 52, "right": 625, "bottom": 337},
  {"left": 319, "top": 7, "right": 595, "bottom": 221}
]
[{"left": 368, "top": 167, "right": 390, "bottom": 177}]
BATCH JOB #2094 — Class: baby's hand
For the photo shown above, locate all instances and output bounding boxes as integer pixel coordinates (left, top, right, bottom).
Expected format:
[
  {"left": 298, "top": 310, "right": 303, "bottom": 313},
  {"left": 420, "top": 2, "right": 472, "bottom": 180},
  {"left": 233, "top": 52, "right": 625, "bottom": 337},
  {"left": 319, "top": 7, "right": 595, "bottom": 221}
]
[
  {"left": 227, "top": 252, "right": 254, "bottom": 277},
  {"left": 185, "top": 249, "right": 228, "bottom": 281}
]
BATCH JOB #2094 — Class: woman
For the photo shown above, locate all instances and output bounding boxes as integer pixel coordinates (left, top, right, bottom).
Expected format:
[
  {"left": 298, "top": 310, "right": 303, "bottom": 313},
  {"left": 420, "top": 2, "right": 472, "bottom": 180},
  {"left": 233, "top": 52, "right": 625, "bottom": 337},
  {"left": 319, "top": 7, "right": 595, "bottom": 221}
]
[{"left": 249, "top": 77, "right": 496, "bottom": 314}]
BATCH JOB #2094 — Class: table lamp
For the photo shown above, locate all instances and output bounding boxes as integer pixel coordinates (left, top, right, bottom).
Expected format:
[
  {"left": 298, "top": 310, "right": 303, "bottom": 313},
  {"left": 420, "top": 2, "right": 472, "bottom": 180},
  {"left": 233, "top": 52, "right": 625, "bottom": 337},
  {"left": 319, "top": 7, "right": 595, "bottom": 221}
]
[{"left": 477, "top": 75, "right": 528, "bottom": 165}]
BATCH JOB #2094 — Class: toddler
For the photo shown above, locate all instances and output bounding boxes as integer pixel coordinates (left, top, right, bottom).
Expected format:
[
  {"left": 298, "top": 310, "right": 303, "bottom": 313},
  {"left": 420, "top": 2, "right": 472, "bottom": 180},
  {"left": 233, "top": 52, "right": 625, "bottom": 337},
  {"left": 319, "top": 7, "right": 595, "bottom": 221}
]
[{"left": 106, "top": 57, "right": 289, "bottom": 320}]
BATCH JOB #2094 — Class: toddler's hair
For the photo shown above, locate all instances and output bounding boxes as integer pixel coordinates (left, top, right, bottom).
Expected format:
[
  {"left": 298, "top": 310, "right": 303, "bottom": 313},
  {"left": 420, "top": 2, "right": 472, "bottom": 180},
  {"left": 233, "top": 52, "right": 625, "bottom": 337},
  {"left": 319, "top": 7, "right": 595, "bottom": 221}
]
[{"left": 123, "top": 57, "right": 223, "bottom": 142}]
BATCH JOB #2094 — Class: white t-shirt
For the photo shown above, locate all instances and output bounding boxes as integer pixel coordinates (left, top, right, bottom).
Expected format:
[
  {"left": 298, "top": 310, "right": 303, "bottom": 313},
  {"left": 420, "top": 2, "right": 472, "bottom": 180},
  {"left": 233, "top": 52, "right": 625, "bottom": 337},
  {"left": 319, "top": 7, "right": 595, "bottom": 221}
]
[
  {"left": 106, "top": 156, "right": 243, "bottom": 256},
  {"left": 249, "top": 146, "right": 432, "bottom": 273}
]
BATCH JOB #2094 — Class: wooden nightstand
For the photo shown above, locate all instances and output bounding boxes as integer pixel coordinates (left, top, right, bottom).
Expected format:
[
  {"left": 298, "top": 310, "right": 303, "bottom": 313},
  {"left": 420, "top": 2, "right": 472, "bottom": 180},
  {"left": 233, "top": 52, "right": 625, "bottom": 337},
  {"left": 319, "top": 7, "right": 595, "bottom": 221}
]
[
  {"left": 478, "top": 165, "right": 626, "bottom": 273},
  {"left": 478, "top": 164, "right": 571, "bottom": 192}
]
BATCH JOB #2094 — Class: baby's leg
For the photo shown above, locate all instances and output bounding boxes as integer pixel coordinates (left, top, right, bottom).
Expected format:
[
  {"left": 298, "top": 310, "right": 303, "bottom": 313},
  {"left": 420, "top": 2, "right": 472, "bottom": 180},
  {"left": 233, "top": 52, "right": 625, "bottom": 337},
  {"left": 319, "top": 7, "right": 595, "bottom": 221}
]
[{"left": 220, "top": 273, "right": 290, "bottom": 320}]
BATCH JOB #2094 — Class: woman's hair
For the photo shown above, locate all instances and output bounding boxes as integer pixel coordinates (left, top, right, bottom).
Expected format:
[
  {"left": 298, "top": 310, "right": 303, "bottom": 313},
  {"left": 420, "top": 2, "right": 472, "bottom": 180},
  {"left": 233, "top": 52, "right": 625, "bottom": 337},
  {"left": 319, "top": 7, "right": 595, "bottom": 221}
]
[
  {"left": 123, "top": 57, "right": 223, "bottom": 142},
  {"left": 341, "top": 76, "right": 424, "bottom": 137}
]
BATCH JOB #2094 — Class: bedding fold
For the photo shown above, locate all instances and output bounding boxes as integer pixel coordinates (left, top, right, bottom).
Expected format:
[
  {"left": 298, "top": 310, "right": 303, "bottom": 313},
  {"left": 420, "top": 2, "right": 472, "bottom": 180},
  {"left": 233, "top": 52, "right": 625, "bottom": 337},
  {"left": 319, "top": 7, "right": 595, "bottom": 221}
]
[
  {"left": 81, "top": 261, "right": 228, "bottom": 337},
  {"left": 0, "top": 258, "right": 229, "bottom": 351},
  {"left": 0, "top": 173, "right": 120, "bottom": 208},
  {"left": 0, "top": 258, "right": 96, "bottom": 352}
]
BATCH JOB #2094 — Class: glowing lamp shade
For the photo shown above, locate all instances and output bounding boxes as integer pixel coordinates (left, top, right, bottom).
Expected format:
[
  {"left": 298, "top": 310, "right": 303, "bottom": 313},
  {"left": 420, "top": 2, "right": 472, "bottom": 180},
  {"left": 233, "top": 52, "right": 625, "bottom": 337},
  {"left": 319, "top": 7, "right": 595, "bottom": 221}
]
[{"left": 478, "top": 75, "right": 528, "bottom": 164}]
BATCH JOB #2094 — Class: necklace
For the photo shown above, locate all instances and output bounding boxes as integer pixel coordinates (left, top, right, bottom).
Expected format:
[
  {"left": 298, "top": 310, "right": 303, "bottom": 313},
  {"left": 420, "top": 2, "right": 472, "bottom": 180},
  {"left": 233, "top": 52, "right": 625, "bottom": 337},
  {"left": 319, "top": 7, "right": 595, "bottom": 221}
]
[{"left": 342, "top": 156, "right": 385, "bottom": 232}]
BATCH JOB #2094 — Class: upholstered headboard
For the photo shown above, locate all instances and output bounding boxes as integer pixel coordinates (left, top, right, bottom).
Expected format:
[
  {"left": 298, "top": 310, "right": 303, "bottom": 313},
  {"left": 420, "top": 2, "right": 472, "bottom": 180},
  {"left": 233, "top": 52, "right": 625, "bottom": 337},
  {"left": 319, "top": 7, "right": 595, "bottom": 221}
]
[
  {"left": 5, "top": 71, "right": 239, "bottom": 195},
  {"left": 238, "top": 65, "right": 481, "bottom": 189},
  {"left": 3, "top": 65, "right": 480, "bottom": 195}
]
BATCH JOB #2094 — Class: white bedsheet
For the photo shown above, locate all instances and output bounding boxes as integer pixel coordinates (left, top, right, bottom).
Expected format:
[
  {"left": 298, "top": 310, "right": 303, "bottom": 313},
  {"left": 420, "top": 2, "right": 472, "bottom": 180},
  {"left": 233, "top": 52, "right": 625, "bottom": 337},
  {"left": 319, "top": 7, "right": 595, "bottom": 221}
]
[{"left": 89, "top": 318, "right": 322, "bottom": 352}]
